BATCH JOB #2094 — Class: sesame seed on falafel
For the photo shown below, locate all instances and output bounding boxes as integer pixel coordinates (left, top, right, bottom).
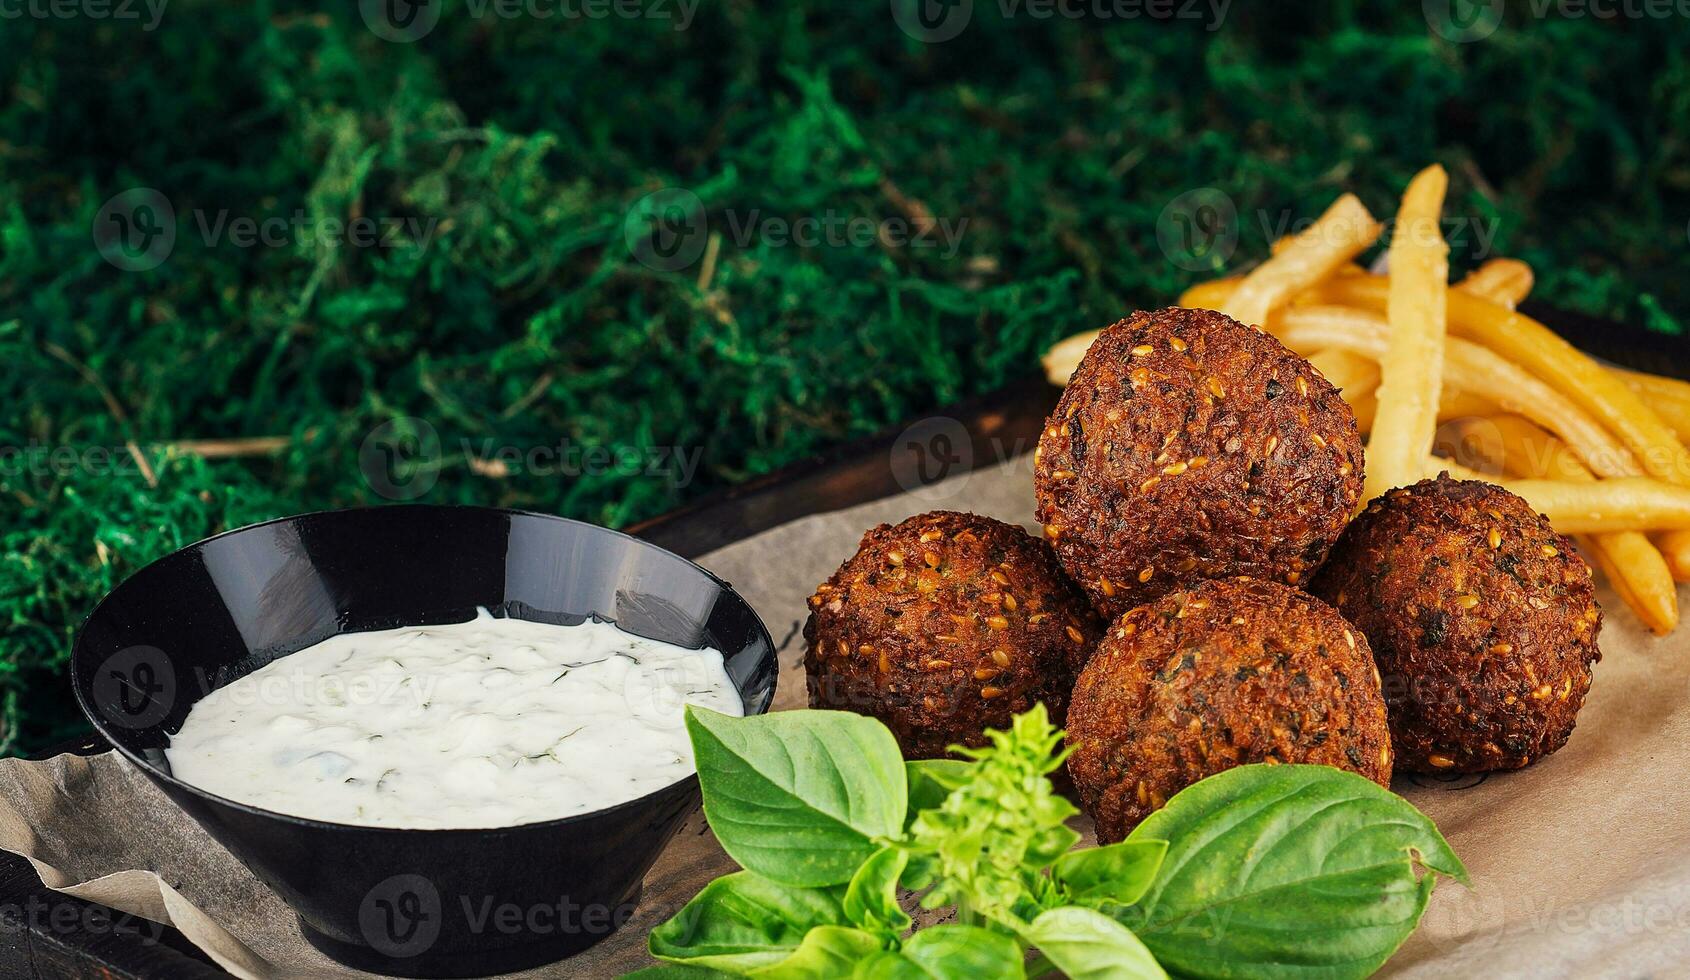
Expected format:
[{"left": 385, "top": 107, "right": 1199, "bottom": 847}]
[
  {"left": 1035, "top": 308, "right": 1364, "bottom": 619},
  {"left": 804, "top": 511, "right": 1103, "bottom": 759},
  {"left": 1065, "top": 576, "right": 1392, "bottom": 842},
  {"left": 1310, "top": 474, "right": 1602, "bottom": 774}
]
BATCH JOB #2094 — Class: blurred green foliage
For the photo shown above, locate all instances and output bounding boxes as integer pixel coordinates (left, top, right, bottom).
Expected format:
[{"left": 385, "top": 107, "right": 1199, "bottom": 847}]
[{"left": 3, "top": 2, "right": 1687, "bottom": 752}]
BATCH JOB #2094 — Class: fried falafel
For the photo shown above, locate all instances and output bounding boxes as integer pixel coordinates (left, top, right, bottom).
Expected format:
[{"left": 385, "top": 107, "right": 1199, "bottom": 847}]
[
  {"left": 1310, "top": 474, "right": 1602, "bottom": 774},
  {"left": 1034, "top": 307, "right": 1365, "bottom": 619},
  {"left": 804, "top": 511, "right": 1103, "bottom": 759},
  {"left": 1065, "top": 576, "right": 1392, "bottom": 842}
]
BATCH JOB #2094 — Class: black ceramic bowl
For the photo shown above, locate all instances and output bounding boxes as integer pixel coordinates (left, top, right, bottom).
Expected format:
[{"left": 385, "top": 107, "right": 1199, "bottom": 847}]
[{"left": 71, "top": 506, "right": 777, "bottom": 978}]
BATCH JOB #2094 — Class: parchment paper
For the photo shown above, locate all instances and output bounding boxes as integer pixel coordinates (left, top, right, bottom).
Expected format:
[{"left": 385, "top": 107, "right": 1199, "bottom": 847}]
[{"left": 3, "top": 456, "right": 1687, "bottom": 979}]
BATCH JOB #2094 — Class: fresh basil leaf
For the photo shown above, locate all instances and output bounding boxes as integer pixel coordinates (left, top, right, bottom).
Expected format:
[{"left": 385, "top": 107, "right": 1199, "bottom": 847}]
[
  {"left": 1051, "top": 840, "right": 1168, "bottom": 908},
  {"left": 687, "top": 707, "right": 907, "bottom": 886},
  {"left": 1025, "top": 823, "right": 1083, "bottom": 870},
  {"left": 905, "top": 759, "right": 971, "bottom": 823},
  {"left": 621, "top": 966, "right": 739, "bottom": 980},
  {"left": 1022, "top": 907, "right": 1166, "bottom": 980},
  {"left": 901, "top": 924, "right": 1027, "bottom": 978},
  {"left": 852, "top": 950, "right": 930, "bottom": 979},
  {"left": 845, "top": 925, "right": 1027, "bottom": 979},
  {"left": 1122, "top": 764, "right": 1468, "bottom": 979},
  {"left": 899, "top": 757, "right": 972, "bottom": 888},
  {"left": 844, "top": 847, "right": 912, "bottom": 935},
  {"left": 899, "top": 851, "right": 938, "bottom": 892},
  {"left": 749, "top": 926, "right": 885, "bottom": 979},
  {"left": 648, "top": 871, "right": 847, "bottom": 971}
]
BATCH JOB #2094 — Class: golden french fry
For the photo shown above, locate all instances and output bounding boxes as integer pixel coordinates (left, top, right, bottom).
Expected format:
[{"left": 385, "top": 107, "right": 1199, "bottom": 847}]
[
  {"left": 1445, "top": 414, "right": 1586, "bottom": 480},
  {"left": 1178, "top": 276, "right": 1241, "bottom": 311},
  {"left": 1589, "top": 542, "right": 1677, "bottom": 635},
  {"left": 1269, "top": 237, "right": 1370, "bottom": 279},
  {"left": 1042, "top": 330, "right": 1098, "bottom": 386},
  {"left": 1365, "top": 165, "right": 1450, "bottom": 503},
  {"left": 1427, "top": 456, "right": 1690, "bottom": 532},
  {"left": 1304, "top": 348, "right": 1380, "bottom": 398},
  {"left": 1428, "top": 458, "right": 1493, "bottom": 482},
  {"left": 1350, "top": 389, "right": 1379, "bottom": 433},
  {"left": 1275, "top": 306, "right": 1640, "bottom": 480},
  {"left": 1305, "top": 348, "right": 1381, "bottom": 433},
  {"left": 1615, "top": 368, "right": 1690, "bottom": 442},
  {"left": 1447, "top": 415, "right": 1677, "bottom": 634},
  {"left": 1456, "top": 258, "right": 1534, "bottom": 309},
  {"left": 1218, "top": 194, "right": 1383, "bottom": 329},
  {"left": 1437, "top": 390, "right": 1495, "bottom": 422},
  {"left": 1657, "top": 531, "right": 1690, "bottom": 582},
  {"left": 1477, "top": 477, "right": 1690, "bottom": 533},
  {"left": 1312, "top": 276, "right": 1690, "bottom": 487}
]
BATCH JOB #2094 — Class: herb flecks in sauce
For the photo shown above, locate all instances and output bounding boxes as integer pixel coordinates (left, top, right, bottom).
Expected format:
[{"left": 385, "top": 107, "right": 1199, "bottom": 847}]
[{"left": 165, "top": 610, "right": 742, "bottom": 828}]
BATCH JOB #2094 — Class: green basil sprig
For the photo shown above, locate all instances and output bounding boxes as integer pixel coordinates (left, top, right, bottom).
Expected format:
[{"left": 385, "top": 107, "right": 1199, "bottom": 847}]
[{"left": 636, "top": 705, "right": 1466, "bottom": 979}]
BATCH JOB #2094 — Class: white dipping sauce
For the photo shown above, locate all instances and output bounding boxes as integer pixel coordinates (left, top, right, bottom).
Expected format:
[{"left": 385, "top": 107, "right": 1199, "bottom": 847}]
[{"left": 164, "top": 609, "right": 743, "bottom": 829}]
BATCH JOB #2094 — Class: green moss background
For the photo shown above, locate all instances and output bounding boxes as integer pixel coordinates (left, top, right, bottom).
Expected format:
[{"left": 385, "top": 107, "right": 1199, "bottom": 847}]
[{"left": 3, "top": 1, "right": 1688, "bottom": 753}]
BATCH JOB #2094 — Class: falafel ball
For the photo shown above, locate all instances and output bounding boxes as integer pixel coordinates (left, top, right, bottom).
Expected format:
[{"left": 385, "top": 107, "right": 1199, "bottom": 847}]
[
  {"left": 1309, "top": 475, "right": 1602, "bottom": 774},
  {"left": 1034, "top": 307, "right": 1364, "bottom": 619},
  {"left": 804, "top": 511, "right": 1103, "bottom": 759},
  {"left": 1066, "top": 577, "right": 1391, "bottom": 842}
]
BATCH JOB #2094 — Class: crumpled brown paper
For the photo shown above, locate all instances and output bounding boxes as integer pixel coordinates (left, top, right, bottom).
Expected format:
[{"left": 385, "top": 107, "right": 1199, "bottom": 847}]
[{"left": 2, "top": 457, "right": 1687, "bottom": 978}]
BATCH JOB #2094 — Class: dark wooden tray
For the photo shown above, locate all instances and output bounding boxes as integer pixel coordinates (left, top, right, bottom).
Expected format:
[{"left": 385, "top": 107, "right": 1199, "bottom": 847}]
[{"left": 3, "top": 303, "right": 1682, "bottom": 978}]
